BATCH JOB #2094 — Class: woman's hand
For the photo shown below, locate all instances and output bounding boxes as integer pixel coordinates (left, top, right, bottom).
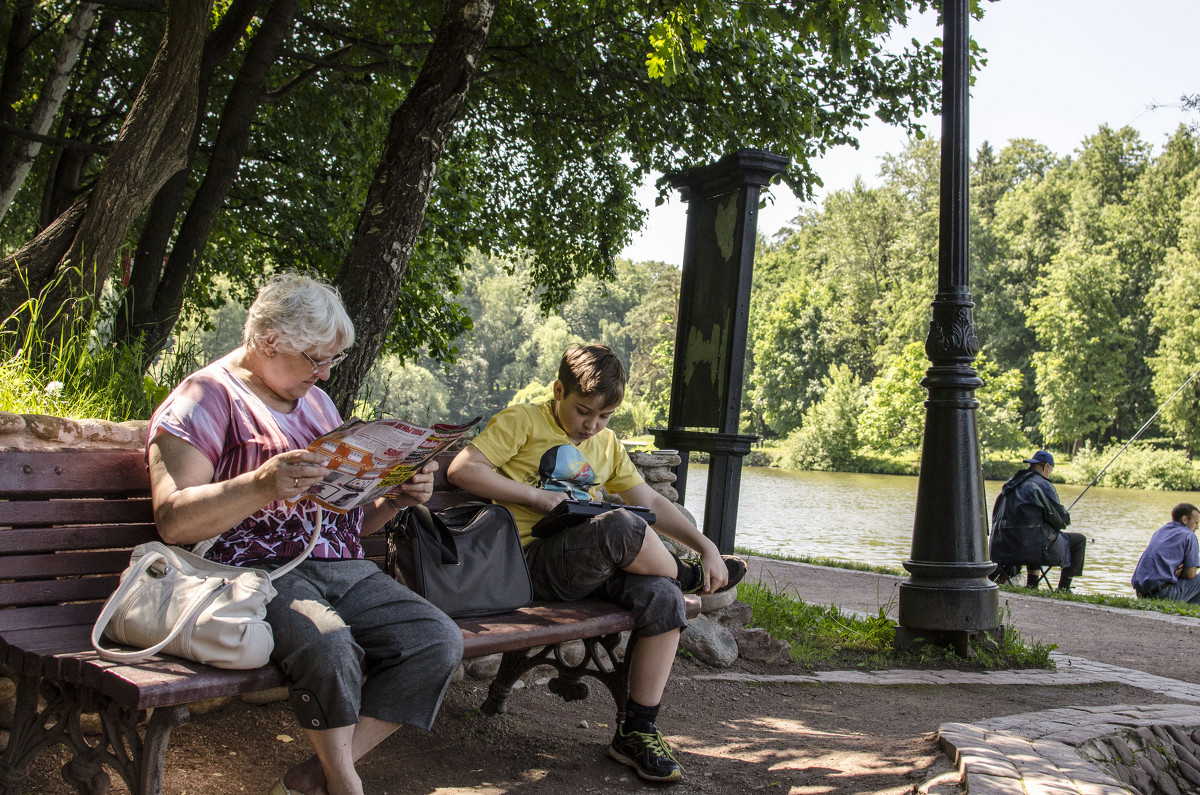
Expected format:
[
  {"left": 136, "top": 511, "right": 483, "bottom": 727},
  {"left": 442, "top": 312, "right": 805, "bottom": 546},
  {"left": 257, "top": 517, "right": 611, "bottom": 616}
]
[
  {"left": 385, "top": 459, "right": 439, "bottom": 509},
  {"left": 260, "top": 450, "right": 330, "bottom": 502}
]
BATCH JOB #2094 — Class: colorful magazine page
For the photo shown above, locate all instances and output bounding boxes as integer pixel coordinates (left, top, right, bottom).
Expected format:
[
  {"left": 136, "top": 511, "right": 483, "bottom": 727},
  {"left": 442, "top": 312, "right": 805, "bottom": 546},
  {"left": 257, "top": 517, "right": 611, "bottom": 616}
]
[{"left": 292, "top": 416, "right": 480, "bottom": 513}]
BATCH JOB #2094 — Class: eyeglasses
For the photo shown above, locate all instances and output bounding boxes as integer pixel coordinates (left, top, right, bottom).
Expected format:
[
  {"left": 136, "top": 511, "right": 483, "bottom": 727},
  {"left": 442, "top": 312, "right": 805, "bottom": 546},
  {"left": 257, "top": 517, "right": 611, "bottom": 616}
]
[{"left": 301, "top": 350, "right": 348, "bottom": 374}]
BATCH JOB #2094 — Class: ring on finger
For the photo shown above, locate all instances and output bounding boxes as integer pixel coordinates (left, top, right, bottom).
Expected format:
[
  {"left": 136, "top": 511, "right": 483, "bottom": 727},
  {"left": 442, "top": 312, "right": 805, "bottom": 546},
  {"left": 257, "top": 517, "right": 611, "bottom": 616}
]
[{"left": 293, "top": 478, "right": 299, "bottom": 488}]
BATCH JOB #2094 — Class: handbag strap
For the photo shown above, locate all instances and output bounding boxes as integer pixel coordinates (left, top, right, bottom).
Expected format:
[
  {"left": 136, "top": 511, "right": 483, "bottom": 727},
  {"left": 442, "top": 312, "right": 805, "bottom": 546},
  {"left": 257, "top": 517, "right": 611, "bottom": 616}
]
[
  {"left": 405, "top": 505, "right": 459, "bottom": 565},
  {"left": 91, "top": 550, "right": 230, "bottom": 663},
  {"left": 268, "top": 505, "right": 324, "bottom": 581}
]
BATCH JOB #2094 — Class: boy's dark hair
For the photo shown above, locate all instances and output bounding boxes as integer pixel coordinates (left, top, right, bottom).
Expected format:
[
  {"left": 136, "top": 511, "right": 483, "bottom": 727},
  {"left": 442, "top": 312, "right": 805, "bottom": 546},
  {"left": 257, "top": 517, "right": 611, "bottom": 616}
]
[
  {"left": 1172, "top": 503, "right": 1199, "bottom": 523},
  {"left": 557, "top": 345, "right": 626, "bottom": 406}
]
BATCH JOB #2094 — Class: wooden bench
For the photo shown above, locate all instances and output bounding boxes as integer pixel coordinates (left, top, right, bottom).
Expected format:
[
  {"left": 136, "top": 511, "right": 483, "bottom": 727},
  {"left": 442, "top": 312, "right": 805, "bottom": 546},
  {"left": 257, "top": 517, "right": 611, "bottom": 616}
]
[{"left": 0, "top": 447, "right": 700, "bottom": 795}]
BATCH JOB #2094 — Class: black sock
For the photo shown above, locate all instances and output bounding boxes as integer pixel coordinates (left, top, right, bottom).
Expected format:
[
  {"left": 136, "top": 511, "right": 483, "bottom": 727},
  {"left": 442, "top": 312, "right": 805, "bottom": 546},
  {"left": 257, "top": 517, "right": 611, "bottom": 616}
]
[
  {"left": 674, "top": 556, "right": 701, "bottom": 591},
  {"left": 625, "top": 697, "right": 660, "bottom": 734}
]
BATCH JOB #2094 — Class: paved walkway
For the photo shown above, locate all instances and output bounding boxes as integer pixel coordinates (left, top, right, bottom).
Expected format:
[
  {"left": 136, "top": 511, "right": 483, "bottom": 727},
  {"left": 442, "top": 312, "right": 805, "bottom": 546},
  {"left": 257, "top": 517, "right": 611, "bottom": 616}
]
[{"left": 742, "top": 557, "right": 1200, "bottom": 794}]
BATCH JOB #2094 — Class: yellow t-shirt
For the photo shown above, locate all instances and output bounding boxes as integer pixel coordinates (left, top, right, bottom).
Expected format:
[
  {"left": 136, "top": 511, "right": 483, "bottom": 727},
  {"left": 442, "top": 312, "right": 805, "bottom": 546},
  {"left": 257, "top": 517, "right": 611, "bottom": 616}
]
[{"left": 469, "top": 401, "right": 643, "bottom": 544}]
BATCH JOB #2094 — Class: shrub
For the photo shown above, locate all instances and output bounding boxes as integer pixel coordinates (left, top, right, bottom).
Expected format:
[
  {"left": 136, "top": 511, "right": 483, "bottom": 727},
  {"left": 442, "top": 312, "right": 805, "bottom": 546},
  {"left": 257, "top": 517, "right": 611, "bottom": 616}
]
[
  {"left": 1068, "top": 442, "right": 1200, "bottom": 491},
  {"left": 779, "top": 364, "right": 865, "bottom": 471}
]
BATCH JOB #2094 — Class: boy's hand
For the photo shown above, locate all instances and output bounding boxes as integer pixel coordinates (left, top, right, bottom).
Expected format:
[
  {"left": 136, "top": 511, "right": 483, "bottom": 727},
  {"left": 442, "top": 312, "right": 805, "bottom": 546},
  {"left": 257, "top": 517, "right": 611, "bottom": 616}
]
[
  {"left": 531, "top": 489, "right": 571, "bottom": 515},
  {"left": 699, "top": 548, "right": 729, "bottom": 594}
]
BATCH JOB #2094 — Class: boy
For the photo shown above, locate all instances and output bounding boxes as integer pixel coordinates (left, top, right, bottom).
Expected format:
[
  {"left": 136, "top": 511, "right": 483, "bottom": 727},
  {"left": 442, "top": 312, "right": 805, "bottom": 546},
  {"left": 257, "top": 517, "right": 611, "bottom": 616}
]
[{"left": 448, "top": 344, "right": 745, "bottom": 783}]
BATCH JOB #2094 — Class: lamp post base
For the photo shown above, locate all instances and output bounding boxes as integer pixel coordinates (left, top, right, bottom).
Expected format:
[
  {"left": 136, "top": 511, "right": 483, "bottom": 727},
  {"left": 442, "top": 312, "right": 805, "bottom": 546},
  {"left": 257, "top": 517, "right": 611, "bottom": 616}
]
[{"left": 894, "top": 624, "right": 1003, "bottom": 657}]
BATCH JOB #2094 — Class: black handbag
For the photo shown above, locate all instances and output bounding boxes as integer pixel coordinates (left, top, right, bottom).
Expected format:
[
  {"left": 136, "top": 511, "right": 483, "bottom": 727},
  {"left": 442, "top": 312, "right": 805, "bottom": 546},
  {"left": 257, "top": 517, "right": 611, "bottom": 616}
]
[{"left": 386, "top": 503, "right": 533, "bottom": 618}]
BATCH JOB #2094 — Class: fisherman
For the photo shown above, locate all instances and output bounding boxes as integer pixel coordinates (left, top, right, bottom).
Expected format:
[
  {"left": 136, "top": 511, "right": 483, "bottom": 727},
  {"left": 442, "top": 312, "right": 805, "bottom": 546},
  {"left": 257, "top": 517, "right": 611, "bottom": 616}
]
[
  {"left": 989, "top": 450, "right": 1088, "bottom": 591},
  {"left": 1131, "top": 503, "right": 1200, "bottom": 603}
]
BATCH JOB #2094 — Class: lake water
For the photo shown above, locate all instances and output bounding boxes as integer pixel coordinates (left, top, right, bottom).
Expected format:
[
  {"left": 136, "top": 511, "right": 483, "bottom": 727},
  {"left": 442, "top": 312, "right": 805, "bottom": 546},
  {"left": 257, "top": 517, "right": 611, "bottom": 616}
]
[{"left": 680, "top": 464, "right": 1200, "bottom": 597}]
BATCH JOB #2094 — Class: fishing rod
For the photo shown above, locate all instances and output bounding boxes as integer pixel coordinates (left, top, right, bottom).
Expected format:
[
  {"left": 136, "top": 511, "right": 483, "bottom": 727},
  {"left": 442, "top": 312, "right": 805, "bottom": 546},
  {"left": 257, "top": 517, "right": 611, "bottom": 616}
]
[{"left": 1067, "top": 362, "right": 1200, "bottom": 512}]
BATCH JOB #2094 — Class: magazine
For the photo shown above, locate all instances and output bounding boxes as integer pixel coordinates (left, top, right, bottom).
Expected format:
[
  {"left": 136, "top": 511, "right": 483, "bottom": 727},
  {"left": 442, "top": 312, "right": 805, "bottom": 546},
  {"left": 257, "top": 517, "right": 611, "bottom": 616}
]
[{"left": 292, "top": 416, "right": 481, "bottom": 513}]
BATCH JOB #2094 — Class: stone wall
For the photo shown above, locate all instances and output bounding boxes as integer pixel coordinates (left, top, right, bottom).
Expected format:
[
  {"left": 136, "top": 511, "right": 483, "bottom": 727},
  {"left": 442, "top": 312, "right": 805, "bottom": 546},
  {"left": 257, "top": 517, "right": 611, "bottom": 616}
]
[
  {"left": 0, "top": 410, "right": 148, "bottom": 451},
  {"left": 627, "top": 450, "right": 680, "bottom": 502}
]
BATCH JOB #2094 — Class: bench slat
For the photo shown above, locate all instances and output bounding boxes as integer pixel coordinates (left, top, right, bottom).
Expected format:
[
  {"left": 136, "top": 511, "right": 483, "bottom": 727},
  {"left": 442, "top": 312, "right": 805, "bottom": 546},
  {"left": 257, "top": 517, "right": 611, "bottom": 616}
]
[
  {"left": 0, "top": 549, "right": 132, "bottom": 579},
  {"left": 0, "top": 500, "right": 154, "bottom": 528},
  {"left": 0, "top": 450, "right": 149, "bottom": 497},
  {"left": 0, "top": 575, "right": 119, "bottom": 607},
  {"left": 0, "top": 523, "right": 157, "bottom": 552},
  {"left": 0, "top": 601, "right": 103, "bottom": 632}
]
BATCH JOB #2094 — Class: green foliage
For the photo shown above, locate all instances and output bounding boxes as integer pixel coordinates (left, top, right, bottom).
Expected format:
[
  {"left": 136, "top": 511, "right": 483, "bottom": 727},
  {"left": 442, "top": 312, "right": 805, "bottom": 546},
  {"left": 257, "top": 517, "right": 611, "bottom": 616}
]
[
  {"left": 1066, "top": 442, "right": 1200, "bottom": 491},
  {"left": 748, "top": 281, "right": 831, "bottom": 435},
  {"left": 1029, "top": 246, "right": 1136, "bottom": 447},
  {"left": 779, "top": 364, "right": 864, "bottom": 471},
  {"left": 859, "top": 341, "right": 926, "bottom": 452},
  {"left": 510, "top": 380, "right": 554, "bottom": 407},
  {"left": 0, "top": 270, "right": 183, "bottom": 421},
  {"left": 738, "top": 579, "right": 1055, "bottom": 670},
  {"left": 1149, "top": 185, "right": 1200, "bottom": 452}
]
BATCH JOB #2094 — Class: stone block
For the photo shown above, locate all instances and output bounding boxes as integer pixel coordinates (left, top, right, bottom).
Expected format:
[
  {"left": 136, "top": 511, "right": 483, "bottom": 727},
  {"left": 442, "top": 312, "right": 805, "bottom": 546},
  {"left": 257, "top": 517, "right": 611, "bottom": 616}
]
[
  {"left": 698, "top": 586, "right": 738, "bottom": 612},
  {"left": 731, "top": 628, "right": 790, "bottom": 665},
  {"left": 557, "top": 640, "right": 586, "bottom": 667},
  {"left": 187, "top": 696, "right": 233, "bottom": 715},
  {"left": 465, "top": 654, "right": 502, "bottom": 680},
  {"left": 242, "top": 686, "right": 290, "bottom": 705},
  {"left": 679, "top": 614, "right": 738, "bottom": 668},
  {"left": 709, "top": 599, "right": 753, "bottom": 630}
]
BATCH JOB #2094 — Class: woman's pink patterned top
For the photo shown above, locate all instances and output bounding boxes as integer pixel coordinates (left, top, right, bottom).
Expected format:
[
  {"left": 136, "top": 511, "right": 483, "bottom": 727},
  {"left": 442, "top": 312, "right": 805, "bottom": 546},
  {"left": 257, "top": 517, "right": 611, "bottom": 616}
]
[{"left": 147, "top": 359, "right": 365, "bottom": 566}]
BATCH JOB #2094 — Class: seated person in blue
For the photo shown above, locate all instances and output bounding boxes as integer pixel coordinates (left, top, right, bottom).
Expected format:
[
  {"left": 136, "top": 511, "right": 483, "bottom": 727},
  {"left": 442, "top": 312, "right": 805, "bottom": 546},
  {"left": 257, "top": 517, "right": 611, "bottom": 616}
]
[
  {"left": 989, "top": 450, "right": 1087, "bottom": 591},
  {"left": 1132, "top": 503, "right": 1200, "bottom": 603}
]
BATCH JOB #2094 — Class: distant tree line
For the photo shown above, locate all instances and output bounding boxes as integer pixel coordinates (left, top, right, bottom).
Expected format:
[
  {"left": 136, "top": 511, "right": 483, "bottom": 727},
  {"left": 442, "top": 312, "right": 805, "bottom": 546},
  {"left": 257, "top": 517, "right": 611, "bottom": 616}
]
[{"left": 174, "top": 123, "right": 1200, "bottom": 478}]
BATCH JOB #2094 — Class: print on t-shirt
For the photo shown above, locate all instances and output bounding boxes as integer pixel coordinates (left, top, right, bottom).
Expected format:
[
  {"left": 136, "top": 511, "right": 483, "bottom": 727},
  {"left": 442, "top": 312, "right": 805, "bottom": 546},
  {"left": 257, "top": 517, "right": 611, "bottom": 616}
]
[{"left": 538, "top": 445, "right": 599, "bottom": 500}]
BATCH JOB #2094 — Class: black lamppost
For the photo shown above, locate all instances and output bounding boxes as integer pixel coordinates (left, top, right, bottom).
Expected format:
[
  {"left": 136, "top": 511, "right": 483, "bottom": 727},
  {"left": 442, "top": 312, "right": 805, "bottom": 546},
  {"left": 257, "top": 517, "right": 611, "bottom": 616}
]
[{"left": 894, "top": 0, "right": 1000, "bottom": 653}]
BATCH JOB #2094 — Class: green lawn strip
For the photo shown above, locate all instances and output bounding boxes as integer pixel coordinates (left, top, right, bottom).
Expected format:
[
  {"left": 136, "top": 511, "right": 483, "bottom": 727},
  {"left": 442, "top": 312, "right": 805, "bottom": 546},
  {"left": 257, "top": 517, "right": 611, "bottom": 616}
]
[
  {"left": 741, "top": 546, "right": 1200, "bottom": 619},
  {"left": 737, "top": 579, "right": 1055, "bottom": 671}
]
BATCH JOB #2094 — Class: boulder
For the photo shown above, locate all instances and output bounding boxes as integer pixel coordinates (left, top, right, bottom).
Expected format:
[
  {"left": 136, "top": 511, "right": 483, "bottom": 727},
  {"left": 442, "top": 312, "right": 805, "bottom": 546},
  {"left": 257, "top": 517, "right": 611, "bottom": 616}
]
[
  {"left": 732, "top": 628, "right": 791, "bottom": 665},
  {"left": 709, "top": 599, "right": 754, "bottom": 631},
  {"left": 680, "top": 614, "right": 738, "bottom": 668}
]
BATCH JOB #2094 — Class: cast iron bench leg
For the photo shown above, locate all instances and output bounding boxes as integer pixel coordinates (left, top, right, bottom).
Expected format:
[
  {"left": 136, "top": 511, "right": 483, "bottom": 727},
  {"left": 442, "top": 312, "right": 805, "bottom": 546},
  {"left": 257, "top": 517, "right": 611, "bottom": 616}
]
[
  {"left": 480, "top": 632, "right": 638, "bottom": 720},
  {"left": 0, "top": 671, "right": 190, "bottom": 795}
]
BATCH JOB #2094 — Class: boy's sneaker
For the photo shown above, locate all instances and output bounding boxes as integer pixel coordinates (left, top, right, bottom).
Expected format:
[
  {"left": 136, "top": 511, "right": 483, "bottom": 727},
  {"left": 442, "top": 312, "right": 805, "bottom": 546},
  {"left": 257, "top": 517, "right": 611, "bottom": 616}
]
[
  {"left": 679, "top": 555, "right": 747, "bottom": 595},
  {"left": 608, "top": 722, "right": 684, "bottom": 782}
]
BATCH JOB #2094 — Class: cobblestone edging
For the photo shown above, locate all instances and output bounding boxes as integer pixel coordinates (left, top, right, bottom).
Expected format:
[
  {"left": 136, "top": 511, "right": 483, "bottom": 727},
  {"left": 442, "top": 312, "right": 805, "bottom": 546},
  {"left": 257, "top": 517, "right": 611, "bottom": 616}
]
[{"left": 693, "top": 653, "right": 1200, "bottom": 794}]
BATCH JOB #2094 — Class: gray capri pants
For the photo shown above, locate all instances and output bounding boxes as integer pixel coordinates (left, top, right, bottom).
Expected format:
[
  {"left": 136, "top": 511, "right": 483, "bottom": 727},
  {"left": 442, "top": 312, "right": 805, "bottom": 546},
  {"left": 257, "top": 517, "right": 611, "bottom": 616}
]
[
  {"left": 265, "top": 558, "right": 463, "bottom": 732},
  {"left": 524, "top": 508, "right": 687, "bottom": 638}
]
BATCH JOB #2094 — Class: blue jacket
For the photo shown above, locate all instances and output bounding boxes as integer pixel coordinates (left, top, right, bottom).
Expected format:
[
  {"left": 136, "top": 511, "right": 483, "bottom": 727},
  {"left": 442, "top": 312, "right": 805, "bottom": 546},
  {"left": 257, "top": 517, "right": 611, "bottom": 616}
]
[
  {"left": 1131, "top": 521, "right": 1199, "bottom": 596},
  {"left": 989, "top": 468, "right": 1072, "bottom": 567}
]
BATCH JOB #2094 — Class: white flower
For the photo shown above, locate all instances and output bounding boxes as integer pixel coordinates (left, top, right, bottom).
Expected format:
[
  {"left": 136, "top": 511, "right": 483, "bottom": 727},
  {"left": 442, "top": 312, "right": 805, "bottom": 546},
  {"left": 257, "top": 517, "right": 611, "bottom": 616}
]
[{"left": 44, "top": 381, "right": 64, "bottom": 398}]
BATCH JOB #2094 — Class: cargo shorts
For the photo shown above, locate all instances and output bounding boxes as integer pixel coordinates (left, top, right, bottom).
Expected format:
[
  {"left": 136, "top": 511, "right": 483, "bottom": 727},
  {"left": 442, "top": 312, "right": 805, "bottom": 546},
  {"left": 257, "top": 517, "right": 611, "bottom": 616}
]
[{"left": 523, "top": 508, "right": 687, "bottom": 638}]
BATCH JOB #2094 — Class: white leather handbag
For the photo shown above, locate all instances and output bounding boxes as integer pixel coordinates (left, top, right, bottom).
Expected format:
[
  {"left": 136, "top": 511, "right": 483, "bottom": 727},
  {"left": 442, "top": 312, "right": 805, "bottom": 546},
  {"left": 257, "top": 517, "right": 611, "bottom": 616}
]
[{"left": 91, "top": 508, "right": 322, "bottom": 670}]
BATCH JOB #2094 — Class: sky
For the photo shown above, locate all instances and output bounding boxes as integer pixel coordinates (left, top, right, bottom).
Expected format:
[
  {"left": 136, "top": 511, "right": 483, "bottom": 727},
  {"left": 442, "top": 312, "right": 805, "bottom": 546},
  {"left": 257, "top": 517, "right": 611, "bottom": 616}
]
[{"left": 621, "top": 0, "right": 1200, "bottom": 265}]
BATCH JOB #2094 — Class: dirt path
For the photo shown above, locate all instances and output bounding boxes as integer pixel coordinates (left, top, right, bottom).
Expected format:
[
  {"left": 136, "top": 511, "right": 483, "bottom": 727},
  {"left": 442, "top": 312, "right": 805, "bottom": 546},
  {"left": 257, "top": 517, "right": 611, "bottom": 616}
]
[{"left": 21, "top": 561, "right": 1200, "bottom": 794}]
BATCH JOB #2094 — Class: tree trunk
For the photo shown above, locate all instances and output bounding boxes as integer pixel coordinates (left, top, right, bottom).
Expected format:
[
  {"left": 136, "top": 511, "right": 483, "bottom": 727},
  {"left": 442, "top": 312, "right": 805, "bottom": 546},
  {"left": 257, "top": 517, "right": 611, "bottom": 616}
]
[
  {"left": 0, "top": 0, "right": 210, "bottom": 324},
  {"left": 0, "top": 2, "right": 99, "bottom": 223},
  {"left": 0, "top": 0, "right": 36, "bottom": 176},
  {"left": 116, "top": 0, "right": 281, "bottom": 360},
  {"left": 328, "top": 0, "right": 497, "bottom": 416}
]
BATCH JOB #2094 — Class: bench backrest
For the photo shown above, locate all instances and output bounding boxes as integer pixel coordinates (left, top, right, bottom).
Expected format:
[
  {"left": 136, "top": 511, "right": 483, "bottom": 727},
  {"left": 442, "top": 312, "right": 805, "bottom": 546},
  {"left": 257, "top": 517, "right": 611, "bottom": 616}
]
[{"left": 0, "top": 447, "right": 471, "bottom": 633}]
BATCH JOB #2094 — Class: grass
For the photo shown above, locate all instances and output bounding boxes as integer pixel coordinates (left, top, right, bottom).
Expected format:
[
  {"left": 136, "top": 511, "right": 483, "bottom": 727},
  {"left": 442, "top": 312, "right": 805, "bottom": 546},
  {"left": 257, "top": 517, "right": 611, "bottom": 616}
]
[
  {"left": 995, "top": 581, "right": 1200, "bottom": 618},
  {"left": 737, "top": 579, "right": 1057, "bottom": 671},
  {"left": 0, "top": 267, "right": 196, "bottom": 421},
  {"left": 743, "top": 546, "right": 1200, "bottom": 621},
  {"left": 736, "top": 546, "right": 906, "bottom": 576}
]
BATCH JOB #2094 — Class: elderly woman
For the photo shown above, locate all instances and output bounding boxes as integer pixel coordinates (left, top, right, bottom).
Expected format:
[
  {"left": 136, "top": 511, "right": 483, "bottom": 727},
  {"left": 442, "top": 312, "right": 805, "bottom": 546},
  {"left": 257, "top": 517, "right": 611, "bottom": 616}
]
[{"left": 147, "top": 273, "right": 462, "bottom": 795}]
